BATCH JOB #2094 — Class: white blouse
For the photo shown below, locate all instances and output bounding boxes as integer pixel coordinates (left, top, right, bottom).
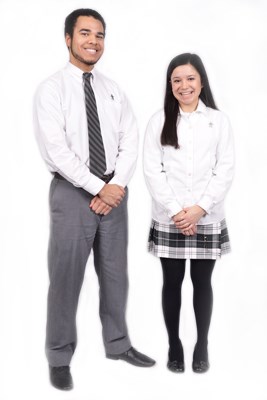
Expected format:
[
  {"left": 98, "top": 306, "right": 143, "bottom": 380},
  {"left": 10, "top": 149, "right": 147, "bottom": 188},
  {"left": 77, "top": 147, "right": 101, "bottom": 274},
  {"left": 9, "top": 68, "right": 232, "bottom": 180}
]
[{"left": 143, "top": 100, "right": 235, "bottom": 225}]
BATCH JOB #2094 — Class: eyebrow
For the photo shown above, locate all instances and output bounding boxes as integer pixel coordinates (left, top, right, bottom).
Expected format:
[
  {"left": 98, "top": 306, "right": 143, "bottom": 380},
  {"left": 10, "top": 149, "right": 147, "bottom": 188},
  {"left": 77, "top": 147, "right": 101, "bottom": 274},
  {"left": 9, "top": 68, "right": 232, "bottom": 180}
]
[
  {"left": 172, "top": 74, "right": 196, "bottom": 79},
  {"left": 79, "top": 29, "right": 105, "bottom": 36}
]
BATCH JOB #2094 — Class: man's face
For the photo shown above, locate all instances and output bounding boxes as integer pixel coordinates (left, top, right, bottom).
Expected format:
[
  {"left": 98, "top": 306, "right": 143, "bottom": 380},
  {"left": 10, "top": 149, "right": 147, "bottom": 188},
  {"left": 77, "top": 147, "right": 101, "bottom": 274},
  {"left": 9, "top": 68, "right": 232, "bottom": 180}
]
[{"left": 66, "top": 16, "right": 105, "bottom": 72}]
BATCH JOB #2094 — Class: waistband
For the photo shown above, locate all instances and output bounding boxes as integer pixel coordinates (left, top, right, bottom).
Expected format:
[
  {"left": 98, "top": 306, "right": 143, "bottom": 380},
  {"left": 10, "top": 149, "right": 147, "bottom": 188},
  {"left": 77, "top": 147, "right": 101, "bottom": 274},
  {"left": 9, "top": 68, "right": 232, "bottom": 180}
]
[{"left": 54, "top": 171, "right": 115, "bottom": 184}]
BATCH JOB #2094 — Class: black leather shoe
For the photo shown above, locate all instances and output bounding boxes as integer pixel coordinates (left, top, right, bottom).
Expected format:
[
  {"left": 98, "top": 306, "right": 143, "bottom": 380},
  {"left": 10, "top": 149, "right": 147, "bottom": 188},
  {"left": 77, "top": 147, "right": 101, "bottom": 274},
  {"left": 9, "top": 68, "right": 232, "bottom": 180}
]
[
  {"left": 49, "top": 366, "right": 73, "bottom": 390},
  {"left": 192, "top": 360, "right": 210, "bottom": 373},
  {"left": 106, "top": 347, "right": 156, "bottom": 367},
  {"left": 167, "top": 360, "right": 185, "bottom": 373}
]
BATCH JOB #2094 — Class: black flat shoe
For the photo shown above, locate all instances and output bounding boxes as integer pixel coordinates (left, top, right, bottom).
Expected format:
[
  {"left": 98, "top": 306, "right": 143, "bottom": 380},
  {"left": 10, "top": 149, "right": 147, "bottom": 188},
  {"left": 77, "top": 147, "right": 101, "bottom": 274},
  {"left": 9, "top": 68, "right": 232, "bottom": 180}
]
[
  {"left": 106, "top": 346, "right": 156, "bottom": 367},
  {"left": 192, "top": 343, "right": 209, "bottom": 373},
  {"left": 167, "top": 341, "right": 184, "bottom": 373},
  {"left": 192, "top": 360, "right": 210, "bottom": 373},
  {"left": 167, "top": 360, "right": 185, "bottom": 373},
  {"left": 49, "top": 366, "right": 73, "bottom": 390}
]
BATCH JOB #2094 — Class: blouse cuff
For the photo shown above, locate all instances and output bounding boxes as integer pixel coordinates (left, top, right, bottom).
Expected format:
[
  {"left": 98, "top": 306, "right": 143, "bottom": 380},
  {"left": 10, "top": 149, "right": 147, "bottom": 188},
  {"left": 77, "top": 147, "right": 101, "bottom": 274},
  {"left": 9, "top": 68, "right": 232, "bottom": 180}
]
[
  {"left": 197, "top": 196, "right": 214, "bottom": 215},
  {"left": 166, "top": 202, "right": 183, "bottom": 219}
]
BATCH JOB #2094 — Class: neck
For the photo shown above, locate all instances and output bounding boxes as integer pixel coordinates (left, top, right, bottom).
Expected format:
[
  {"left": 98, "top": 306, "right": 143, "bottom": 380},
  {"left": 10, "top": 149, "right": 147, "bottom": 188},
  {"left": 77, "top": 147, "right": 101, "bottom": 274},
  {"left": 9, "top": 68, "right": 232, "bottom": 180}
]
[
  {"left": 179, "top": 100, "right": 199, "bottom": 113},
  {"left": 69, "top": 58, "right": 94, "bottom": 73}
]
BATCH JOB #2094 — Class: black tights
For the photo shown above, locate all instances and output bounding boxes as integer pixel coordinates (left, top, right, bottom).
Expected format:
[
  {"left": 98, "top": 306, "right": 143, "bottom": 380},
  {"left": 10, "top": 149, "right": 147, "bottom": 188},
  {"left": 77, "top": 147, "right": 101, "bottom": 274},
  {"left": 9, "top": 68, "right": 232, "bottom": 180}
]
[{"left": 160, "top": 258, "right": 215, "bottom": 361}]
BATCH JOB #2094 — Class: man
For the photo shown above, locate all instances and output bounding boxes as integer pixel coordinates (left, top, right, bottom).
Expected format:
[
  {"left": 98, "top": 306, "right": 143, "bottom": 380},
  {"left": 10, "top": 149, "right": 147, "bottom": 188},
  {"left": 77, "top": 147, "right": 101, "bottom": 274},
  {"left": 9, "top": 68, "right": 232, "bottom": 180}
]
[{"left": 33, "top": 8, "right": 155, "bottom": 391}]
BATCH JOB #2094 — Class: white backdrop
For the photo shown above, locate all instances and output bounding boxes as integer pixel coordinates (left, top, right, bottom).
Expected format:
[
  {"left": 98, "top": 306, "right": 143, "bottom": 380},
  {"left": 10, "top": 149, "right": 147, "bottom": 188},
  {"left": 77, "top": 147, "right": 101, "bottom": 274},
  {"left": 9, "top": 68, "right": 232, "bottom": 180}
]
[{"left": 1, "top": 0, "right": 267, "bottom": 399}]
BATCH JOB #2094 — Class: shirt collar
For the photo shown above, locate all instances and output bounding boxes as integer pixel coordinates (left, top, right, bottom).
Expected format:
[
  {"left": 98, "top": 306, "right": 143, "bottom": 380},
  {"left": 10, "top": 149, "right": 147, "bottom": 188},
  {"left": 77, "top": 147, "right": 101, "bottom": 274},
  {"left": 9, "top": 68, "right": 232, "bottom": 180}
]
[
  {"left": 65, "top": 62, "right": 97, "bottom": 81},
  {"left": 180, "top": 99, "right": 208, "bottom": 117},
  {"left": 196, "top": 99, "right": 208, "bottom": 115}
]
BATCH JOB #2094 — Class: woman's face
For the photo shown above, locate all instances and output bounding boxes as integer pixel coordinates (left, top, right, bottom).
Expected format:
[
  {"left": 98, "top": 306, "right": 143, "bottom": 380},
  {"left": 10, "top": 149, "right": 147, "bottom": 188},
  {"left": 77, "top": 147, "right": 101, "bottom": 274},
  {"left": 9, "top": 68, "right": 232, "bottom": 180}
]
[{"left": 170, "top": 64, "right": 202, "bottom": 112}]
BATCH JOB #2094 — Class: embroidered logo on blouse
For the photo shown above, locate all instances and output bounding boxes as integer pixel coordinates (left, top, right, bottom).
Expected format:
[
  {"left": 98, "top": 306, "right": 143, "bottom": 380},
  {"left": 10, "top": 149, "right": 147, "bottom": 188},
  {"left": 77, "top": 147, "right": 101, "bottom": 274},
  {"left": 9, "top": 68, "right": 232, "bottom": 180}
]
[
  {"left": 208, "top": 122, "right": 213, "bottom": 128},
  {"left": 111, "top": 94, "right": 114, "bottom": 100}
]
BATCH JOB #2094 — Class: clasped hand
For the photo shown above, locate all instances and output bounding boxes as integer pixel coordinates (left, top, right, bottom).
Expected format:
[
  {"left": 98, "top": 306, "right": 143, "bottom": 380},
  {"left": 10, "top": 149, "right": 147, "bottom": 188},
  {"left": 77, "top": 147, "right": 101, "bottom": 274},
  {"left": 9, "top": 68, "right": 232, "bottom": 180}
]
[
  {"left": 89, "top": 184, "right": 125, "bottom": 215},
  {"left": 172, "top": 205, "right": 206, "bottom": 236}
]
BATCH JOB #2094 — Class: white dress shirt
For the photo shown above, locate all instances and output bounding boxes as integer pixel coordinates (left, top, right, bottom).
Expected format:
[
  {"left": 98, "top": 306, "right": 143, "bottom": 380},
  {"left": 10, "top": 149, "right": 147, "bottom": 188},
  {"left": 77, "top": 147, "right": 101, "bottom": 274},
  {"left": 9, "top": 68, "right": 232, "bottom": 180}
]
[
  {"left": 143, "top": 100, "right": 235, "bottom": 225},
  {"left": 33, "top": 62, "right": 138, "bottom": 195}
]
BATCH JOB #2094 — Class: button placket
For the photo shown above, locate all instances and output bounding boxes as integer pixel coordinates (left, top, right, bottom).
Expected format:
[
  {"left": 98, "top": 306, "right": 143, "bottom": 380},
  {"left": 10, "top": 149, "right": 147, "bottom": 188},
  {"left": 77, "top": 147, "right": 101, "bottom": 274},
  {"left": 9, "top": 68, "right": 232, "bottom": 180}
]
[{"left": 185, "top": 120, "right": 194, "bottom": 200}]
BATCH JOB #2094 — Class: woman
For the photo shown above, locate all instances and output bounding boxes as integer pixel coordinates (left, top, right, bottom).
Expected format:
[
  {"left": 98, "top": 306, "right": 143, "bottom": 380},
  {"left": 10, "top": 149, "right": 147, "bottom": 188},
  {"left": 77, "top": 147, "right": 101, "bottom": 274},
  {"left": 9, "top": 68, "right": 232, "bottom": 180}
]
[{"left": 143, "top": 53, "right": 234, "bottom": 373}]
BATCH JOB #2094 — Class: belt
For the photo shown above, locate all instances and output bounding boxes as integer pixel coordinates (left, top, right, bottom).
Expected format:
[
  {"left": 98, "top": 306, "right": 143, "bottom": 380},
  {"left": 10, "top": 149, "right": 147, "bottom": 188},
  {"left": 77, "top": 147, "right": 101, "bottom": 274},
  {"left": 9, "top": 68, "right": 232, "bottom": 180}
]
[
  {"left": 54, "top": 171, "right": 115, "bottom": 184},
  {"left": 99, "top": 171, "right": 115, "bottom": 183}
]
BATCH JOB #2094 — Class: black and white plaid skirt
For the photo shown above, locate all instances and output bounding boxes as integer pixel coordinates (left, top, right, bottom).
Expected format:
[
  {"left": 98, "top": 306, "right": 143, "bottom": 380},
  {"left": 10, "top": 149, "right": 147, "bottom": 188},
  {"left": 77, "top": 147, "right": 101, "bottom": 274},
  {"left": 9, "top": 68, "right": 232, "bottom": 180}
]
[{"left": 148, "top": 218, "right": 231, "bottom": 259}]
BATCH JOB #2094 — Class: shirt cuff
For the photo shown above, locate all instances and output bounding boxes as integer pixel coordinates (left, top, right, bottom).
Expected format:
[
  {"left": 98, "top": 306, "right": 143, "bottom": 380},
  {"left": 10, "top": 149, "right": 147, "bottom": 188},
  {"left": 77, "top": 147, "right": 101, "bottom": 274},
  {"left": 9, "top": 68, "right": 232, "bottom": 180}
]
[
  {"left": 83, "top": 175, "right": 106, "bottom": 196},
  {"left": 109, "top": 175, "right": 125, "bottom": 187}
]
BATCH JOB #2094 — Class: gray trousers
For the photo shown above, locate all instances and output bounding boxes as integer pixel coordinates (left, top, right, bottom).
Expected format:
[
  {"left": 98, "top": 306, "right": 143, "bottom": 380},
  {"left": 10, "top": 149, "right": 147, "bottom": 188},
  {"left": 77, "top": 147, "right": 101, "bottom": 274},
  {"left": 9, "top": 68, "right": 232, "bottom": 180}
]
[{"left": 46, "top": 177, "right": 131, "bottom": 367}]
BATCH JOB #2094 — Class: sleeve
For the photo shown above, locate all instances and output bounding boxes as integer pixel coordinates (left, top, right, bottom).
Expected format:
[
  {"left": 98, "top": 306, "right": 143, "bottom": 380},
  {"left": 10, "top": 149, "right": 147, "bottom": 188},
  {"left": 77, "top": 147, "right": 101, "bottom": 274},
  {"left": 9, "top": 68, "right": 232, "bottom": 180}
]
[
  {"left": 143, "top": 114, "right": 183, "bottom": 218},
  {"left": 197, "top": 113, "right": 235, "bottom": 214},
  {"left": 33, "top": 81, "right": 105, "bottom": 196},
  {"left": 109, "top": 92, "right": 139, "bottom": 187}
]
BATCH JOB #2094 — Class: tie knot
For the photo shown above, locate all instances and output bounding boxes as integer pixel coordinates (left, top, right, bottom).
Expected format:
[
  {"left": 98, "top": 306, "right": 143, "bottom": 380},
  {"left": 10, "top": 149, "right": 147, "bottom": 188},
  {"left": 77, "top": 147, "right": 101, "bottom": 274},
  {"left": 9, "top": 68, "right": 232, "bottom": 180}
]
[{"left": 83, "top": 72, "right": 92, "bottom": 81}]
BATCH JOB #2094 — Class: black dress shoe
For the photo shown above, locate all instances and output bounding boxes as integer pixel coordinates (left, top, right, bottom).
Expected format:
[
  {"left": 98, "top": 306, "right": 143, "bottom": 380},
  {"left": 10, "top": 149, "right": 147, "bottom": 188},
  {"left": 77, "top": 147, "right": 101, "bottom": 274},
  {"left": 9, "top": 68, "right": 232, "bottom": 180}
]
[
  {"left": 167, "top": 360, "right": 185, "bottom": 373},
  {"left": 49, "top": 366, "right": 73, "bottom": 390},
  {"left": 106, "top": 347, "right": 156, "bottom": 367},
  {"left": 192, "top": 360, "right": 210, "bottom": 373}
]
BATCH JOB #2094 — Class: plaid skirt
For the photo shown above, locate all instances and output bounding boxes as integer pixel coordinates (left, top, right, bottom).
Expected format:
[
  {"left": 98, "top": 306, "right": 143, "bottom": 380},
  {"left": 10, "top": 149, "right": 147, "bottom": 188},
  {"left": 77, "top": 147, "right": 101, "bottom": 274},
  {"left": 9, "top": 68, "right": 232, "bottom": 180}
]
[{"left": 148, "top": 218, "right": 231, "bottom": 260}]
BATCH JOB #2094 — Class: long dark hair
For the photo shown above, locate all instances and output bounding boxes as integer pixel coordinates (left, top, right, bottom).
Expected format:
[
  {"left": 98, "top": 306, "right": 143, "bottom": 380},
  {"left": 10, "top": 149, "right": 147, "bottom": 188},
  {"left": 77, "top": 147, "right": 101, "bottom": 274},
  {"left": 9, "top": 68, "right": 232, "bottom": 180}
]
[{"left": 161, "top": 53, "right": 218, "bottom": 148}]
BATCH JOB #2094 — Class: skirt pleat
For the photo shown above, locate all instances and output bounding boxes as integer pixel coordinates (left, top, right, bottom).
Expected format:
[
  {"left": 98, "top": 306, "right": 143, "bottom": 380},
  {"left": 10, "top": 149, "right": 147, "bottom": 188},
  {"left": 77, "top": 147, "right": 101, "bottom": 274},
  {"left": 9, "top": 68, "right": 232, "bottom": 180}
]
[{"left": 148, "top": 218, "right": 231, "bottom": 259}]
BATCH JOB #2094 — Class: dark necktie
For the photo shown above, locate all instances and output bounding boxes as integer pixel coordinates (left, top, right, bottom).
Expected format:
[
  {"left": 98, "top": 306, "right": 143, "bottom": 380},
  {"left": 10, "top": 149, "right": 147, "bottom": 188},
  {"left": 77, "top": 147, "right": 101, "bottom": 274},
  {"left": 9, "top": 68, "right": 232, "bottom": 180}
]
[{"left": 83, "top": 72, "right": 106, "bottom": 177}]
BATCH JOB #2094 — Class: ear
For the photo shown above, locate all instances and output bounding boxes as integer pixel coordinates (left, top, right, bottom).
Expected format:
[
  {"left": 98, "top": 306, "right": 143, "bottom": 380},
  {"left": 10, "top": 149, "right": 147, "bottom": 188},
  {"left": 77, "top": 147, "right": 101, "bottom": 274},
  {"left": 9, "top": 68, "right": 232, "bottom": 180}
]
[{"left": 65, "top": 34, "right": 71, "bottom": 49}]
